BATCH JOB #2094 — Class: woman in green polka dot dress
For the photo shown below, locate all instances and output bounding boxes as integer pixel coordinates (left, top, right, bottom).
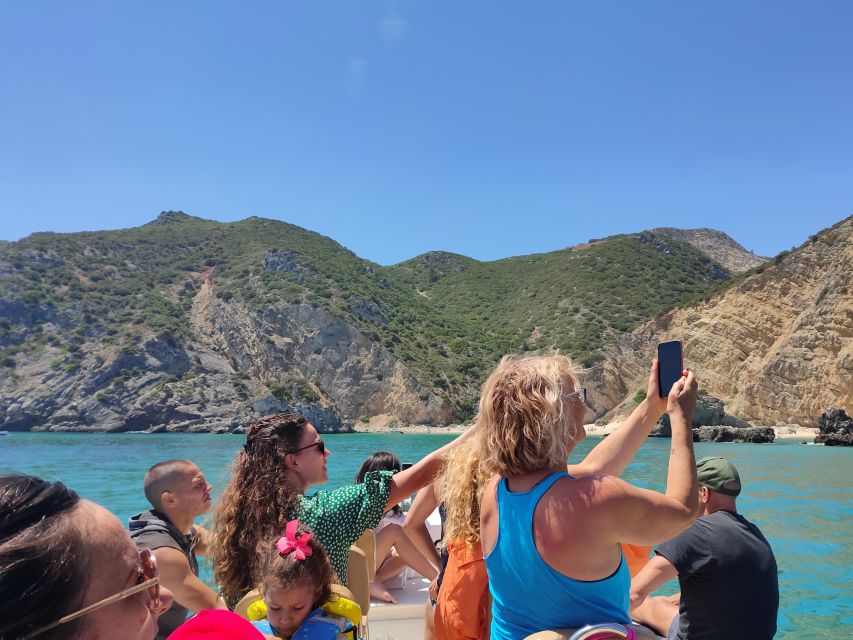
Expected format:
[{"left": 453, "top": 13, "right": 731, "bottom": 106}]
[{"left": 212, "top": 411, "right": 475, "bottom": 607}]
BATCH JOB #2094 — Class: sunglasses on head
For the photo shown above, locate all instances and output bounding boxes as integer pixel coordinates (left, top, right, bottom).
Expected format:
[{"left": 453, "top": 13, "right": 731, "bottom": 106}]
[
  {"left": 288, "top": 439, "right": 326, "bottom": 455},
  {"left": 22, "top": 548, "right": 160, "bottom": 639}
]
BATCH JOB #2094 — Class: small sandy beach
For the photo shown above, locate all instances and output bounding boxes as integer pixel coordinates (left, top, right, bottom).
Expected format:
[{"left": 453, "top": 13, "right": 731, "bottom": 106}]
[
  {"left": 352, "top": 421, "right": 819, "bottom": 441},
  {"left": 352, "top": 423, "right": 468, "bottom": 435},
  {"left": 586, "top": 422, "right": 818, "bottom": 441}
]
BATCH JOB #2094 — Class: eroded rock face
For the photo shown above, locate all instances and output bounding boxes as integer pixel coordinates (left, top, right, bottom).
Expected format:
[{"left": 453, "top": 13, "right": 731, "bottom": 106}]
[
  {"left": 0, "top": 292, "right": 450, "bottom": 432},
  {"left": 592, "top": 217, "right": 853, "bottom": 429}
]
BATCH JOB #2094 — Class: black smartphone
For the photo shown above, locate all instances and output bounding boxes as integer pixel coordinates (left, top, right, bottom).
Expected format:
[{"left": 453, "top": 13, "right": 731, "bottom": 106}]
[
  {"left": 657, "top": 340, "right": 683, "bottom": 397},
  {"left": 401, "top": 462, "right": 413, "bottom": 471}
]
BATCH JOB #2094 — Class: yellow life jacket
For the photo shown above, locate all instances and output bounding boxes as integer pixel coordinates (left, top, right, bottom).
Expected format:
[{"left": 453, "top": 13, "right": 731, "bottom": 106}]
[{"left": 246, "top": 595, "right": 361, "bottom": 628}]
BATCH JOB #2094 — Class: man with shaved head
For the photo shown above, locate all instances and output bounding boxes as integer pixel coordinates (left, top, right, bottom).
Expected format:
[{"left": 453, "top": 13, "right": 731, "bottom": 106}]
[{"left": 130, "top": 460, "right": 225, "bottom": 639}]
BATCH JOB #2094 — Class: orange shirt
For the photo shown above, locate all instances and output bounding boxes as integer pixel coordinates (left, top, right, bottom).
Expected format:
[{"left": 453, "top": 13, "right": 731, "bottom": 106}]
[
  {"left": 621, "top": 543, "right": 652, "bottom": 578},
  {"left": 435, "top": 541, "right": 490, "bottom": 640}
]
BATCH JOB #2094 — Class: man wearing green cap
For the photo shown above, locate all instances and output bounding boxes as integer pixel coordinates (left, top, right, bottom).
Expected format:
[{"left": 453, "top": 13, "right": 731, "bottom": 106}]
[{"left": 629, "top": 456, "right": 778, "bottom": 639}]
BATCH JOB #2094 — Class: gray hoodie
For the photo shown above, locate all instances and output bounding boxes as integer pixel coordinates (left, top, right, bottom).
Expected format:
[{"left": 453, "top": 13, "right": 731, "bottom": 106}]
[{"left": 128, "top": 509, "right": 199, "bottom": 639}]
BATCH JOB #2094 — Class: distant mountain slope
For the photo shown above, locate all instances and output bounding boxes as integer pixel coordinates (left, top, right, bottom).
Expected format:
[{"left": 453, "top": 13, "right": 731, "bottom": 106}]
[
  {"left": 0, "top": 212, "right": 785, "bottom": 432},
  {"left": 589, "top": 216, "right": 853, "bottom": 428},
  {"left": 649, "top": 227, "right": 766, "bottom": 273},
  {"left": 387, "top": 232, "right": 732, "bottom": 367}
]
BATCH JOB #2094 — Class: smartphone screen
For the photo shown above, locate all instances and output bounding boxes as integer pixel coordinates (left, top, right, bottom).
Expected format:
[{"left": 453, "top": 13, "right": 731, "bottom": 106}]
[{"left": 657, "top": 340, "right": 683, "bottom": 397}]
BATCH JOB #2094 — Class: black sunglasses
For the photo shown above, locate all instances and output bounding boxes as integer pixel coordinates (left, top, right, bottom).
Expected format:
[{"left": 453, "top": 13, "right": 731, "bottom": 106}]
[{"left": 288, "top": 439, "right": 326, "bottom": 455}]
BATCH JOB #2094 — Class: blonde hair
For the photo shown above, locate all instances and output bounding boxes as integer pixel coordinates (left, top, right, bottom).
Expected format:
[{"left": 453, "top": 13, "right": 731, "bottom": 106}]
[
  {"left": 478, "top": 354, "right": 582, "bottom": 476},
  {"left": 440, "top": 433, "right": 491, "bottom": 551}
]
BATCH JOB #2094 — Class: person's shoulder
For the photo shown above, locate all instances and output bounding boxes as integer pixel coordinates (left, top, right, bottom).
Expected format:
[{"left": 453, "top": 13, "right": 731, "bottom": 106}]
[
  {"left": 559, "top": 472, "right": 623, "bottom": 499},
  {"left": 702, "top": 510, "right": 747, "bottom": 531}
]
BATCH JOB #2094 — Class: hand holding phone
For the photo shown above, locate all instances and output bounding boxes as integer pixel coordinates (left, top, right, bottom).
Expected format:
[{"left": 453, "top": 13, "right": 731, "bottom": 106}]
[{"left": 657, "top": 340, "right": 683, "bottom": 398}]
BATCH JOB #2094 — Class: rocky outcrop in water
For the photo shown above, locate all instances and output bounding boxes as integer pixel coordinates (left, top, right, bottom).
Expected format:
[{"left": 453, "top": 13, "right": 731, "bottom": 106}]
[
  {"left": 815, "top": 406, "right": 853, "bottom": 446},
  {"left": 649, "top": 391, "right": 752, "bottom": 436},
  {"left": 693, "top": 426, "right": 775, "bottom": 443}
]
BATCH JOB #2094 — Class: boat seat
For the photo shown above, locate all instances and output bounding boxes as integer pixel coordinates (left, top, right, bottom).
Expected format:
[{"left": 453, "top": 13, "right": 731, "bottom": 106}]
[
  {"left": 345, "top": 530, "right": 376, "bottom": 616},
  {"left": 524, "top": 623, "right": 661, "bottom": 640},
  {"left": 233, "top": 589, "right": 262, "bottom": 620}
]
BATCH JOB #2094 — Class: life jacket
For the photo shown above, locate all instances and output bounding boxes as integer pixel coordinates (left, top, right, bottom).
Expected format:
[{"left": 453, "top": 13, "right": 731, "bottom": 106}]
[{"left": 248, "top": 596, "right": 360, "bottom": 640}]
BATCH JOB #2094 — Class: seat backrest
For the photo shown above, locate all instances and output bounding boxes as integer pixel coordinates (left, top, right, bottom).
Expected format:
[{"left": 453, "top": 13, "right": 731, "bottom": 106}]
[
  {"left": 345, "top": 535, "right": 375, "bottom": 614},
  {"left": 350, "top": 530, "right": 376, "bottom": 581},
  {"left": 233, "top": 588, "right": 263, "bottom": 620}
]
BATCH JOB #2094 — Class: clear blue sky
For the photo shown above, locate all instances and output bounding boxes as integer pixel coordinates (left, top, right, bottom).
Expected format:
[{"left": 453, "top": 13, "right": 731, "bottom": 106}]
[{"left": 1, "top": 1, "right": 851, "bottom": 264}]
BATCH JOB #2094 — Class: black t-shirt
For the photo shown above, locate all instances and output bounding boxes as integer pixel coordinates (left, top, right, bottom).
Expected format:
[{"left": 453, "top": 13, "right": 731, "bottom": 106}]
[{"left": 656, "top": 510, "right": 778, "bottom": 640}]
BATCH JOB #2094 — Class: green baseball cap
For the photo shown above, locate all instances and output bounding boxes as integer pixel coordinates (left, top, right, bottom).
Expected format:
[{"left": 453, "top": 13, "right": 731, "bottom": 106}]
[{"left": 696, "top": 456, "right": 741, "bottom": 496}]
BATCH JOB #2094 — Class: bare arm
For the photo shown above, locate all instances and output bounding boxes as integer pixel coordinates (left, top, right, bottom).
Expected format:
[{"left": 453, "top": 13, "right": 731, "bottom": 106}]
[
  {"left": 154, "top": 547, "right": 227, "bottom": 612},
  {"left": 630, "top": 554, "right": 678, "bottom": 610},
  {"left": 403, "top": 482, "right": 441, "bottom": 569},
  {"left": 386, "top": 426, "right": 476, "bottom": 510},
  {"left": 569, "top": 360, "right": 667, "bottom": 478},
  {"left": 596, "top": 371, "right": 699, "bottom": 545},
  {"left": 191, "top": 524, "right": 213, "bottom": 557}
]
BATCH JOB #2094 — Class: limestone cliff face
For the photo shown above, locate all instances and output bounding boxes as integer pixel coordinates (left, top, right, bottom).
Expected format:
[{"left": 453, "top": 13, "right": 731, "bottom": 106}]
[
  {"left": 588, "top": 217, "right": 853, "bottom": 428},
  {"left": 0, "top": 285, "right": 451, "bottom": 433},
  {"left": 202, "top": 295, "right": 451, "bottom": 424},
  {"left": 649, "top": 228, "right": 767, "bottom": 273}
]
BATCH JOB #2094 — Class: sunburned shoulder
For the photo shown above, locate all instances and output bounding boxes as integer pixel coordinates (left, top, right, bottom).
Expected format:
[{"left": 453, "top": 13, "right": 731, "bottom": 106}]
[{"left": 545, "top": 473, "right": 634, "bottom": 506}]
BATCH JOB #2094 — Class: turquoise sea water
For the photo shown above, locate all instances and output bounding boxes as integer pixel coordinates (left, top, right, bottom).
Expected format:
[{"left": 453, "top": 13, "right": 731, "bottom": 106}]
[{"left": 1, "top": 433, "right": 851, "bottom": 638}]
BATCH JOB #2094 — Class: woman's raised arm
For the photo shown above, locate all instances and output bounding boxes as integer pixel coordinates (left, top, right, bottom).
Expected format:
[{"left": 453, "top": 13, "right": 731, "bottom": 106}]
[
  {"left": 385, "top": 425, "right": 476, "bottom": 510},
  {"left": 594, "top": 371, "right": 699, "bottom": 545}
]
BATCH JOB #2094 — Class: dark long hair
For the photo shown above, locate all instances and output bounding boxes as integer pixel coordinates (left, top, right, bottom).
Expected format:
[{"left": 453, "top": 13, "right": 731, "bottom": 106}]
[
  {"left": 212, "top": 412, "right": 309, "bottom": 605},
  {"left": 355, "top": 451, "right": 402, "bottom": 515},
  {"left": 0, "top": 474, "right": 92, "bottom": 640}
]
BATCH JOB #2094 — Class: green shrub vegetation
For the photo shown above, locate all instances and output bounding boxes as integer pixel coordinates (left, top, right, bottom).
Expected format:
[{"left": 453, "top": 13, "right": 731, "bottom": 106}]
[{"left": 0, "top": 213, "right": 747, "bottom": 417}]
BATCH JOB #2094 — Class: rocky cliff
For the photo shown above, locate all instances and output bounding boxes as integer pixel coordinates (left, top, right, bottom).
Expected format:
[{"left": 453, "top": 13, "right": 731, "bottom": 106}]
[
  {"left": 587, "top": 216, "right": 853, "bottom": 429},
  {"left": 0, "top": 293, "right": 451, "bottom": 433},
  {"left": 649, "top": 228, "right": 767, "bottom": 273},
  {"left": 2, "top": 211, "right": 843, "bottom": 433}
]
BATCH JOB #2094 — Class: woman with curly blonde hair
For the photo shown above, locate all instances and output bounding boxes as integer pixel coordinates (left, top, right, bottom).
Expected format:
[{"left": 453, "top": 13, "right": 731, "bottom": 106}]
[
  {"left": 478, "top": 354, "right": 699, "bottom": 640},
  {"left": 419, "top": 353, "right": 681, "bottom": 640},
  {"left": 432, "top": 432, "right": 493, "bottom": 640},
  {"left": 212, "top": 411, "right": 475, "bottom": 607}
]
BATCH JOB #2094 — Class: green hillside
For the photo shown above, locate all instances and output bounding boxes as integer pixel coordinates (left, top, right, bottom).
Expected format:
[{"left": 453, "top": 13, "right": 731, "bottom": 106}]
[
  {"left": 0, "top": 213, "right": 736, "bottom": 420},
  {"left": 386, "top": 233, "right": 731, "bottom": 367}
]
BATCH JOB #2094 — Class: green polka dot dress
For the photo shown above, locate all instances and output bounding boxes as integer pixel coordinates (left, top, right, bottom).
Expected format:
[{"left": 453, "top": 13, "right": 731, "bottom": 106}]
[{"left": 297, "top": 470, "right": 393, "bottom": 585}]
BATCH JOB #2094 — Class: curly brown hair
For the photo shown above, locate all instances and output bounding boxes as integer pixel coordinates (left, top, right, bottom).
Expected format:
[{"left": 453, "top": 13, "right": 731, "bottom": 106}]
[
  {"left": 258, "top": 522, "right": 335, "bottom": 608},
  {"left": 212, "top": 412, "right": 309, "bottom": 605}
]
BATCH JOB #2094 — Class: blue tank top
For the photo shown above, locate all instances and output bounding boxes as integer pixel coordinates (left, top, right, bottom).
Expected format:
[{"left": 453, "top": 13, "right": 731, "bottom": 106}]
[{"left": 484, "top": 471, "right": 630, "bottom": 640}]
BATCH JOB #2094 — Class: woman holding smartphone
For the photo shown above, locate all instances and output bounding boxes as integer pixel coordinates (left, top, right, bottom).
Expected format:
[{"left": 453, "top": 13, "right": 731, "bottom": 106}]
[{"left": 478, "top": 354, "right": 699, "bottom": 640}]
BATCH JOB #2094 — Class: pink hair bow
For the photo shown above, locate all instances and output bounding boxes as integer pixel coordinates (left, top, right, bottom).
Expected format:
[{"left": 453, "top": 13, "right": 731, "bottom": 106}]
[{"left": 276, "top": 519, "right": 313, "bottom": 560}]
